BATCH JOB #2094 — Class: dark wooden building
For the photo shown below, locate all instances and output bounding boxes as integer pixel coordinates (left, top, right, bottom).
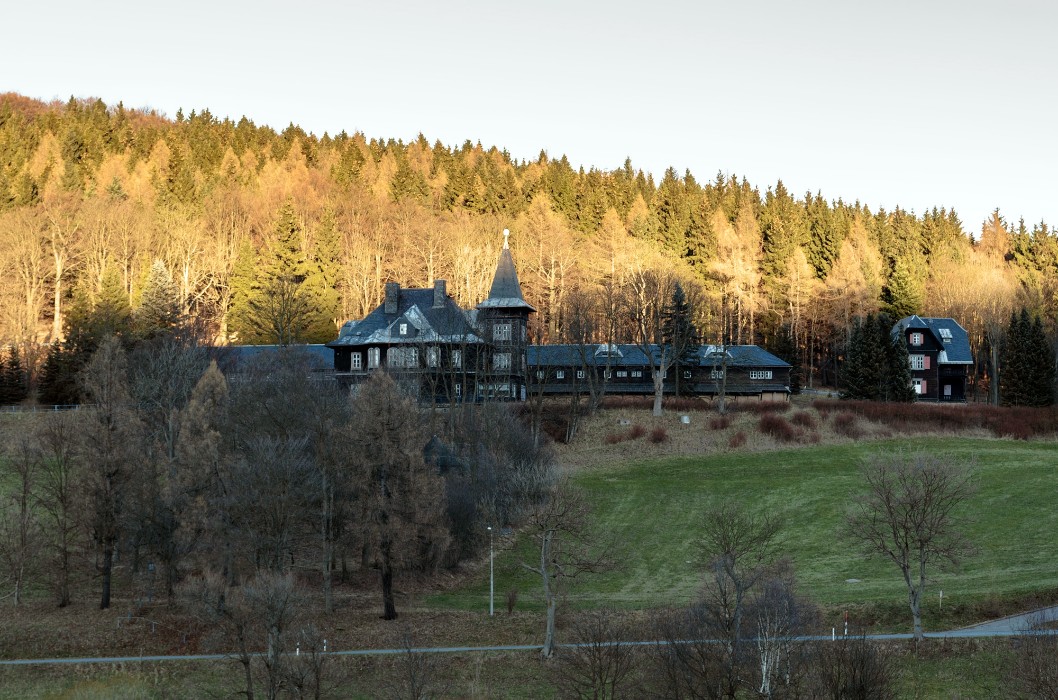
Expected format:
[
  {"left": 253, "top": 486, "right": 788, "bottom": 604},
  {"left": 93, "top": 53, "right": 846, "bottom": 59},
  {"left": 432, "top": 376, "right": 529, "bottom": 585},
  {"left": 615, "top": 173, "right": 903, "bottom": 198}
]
[
  {"left": 892, "top": 315, "right": 972, "bottom": 402},
  {"left": 528, "top": 343, "right": 792, "bottom": 402},
  {"left": 326, "top": 230, "right": 535, "bottom": 402}
]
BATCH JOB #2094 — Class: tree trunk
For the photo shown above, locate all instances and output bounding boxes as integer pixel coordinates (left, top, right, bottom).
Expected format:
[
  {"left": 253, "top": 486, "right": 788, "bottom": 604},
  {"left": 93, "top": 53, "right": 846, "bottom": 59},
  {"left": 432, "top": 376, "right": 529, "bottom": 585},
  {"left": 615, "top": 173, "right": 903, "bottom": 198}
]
[
  {"left": 100, "top": 538, "right": 114, "bottom": 609},
  {"left": 542, "top": 590, "right": 557, "bottom": 659},
  {"left": 380, "top": 539, "right": 397, "bottom": 620},
  {"left": 652, "top": 370, "right": 665, "bottom": 417}
]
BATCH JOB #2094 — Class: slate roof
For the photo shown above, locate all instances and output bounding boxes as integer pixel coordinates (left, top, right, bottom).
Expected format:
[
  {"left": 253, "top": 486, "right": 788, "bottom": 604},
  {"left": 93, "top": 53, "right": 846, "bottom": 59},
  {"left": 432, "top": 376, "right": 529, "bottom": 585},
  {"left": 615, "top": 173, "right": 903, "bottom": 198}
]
[
  {"left": 476, "top": 243, "right": 536, "bottom": 312},
  {"left": 211, "top": 344, "right": 333, "bottom": 372},
  {"left": 893, "top": 316, "right": 973, "bottom": 364},
  {"left": 327, "top": 288, "right": 482, "bottom": 348},
  {"left": 528, "top": 344, "right": 791, "bottom": 369}
]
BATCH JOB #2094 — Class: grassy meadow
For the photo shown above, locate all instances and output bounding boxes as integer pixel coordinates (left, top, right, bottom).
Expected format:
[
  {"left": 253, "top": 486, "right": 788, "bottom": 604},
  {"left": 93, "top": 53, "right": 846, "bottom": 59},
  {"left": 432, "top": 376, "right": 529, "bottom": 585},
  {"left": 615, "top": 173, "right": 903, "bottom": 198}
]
[{"left": 433, "top": 437, "right": 1058, "bottom": 633}]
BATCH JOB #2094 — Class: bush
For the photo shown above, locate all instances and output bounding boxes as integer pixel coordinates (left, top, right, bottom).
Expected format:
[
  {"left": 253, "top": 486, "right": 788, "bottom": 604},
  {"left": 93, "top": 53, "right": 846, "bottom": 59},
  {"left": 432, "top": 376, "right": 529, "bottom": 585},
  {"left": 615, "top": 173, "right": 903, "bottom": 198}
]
[
  {"left": 604, "top": 432, "right": 627, "bottom": 445},
  {"left": 833, "top": 411, "right": 865, "bottom": 439},
  {"left": 628, "top": 424, "right": 647, "bottom": 440},
  {"left": 649, "top": 427, "right": 668, "bottom": 443},
  {"left": 728, "top": 431, "right": 747, "bottom": 448},
  {"left": 708, "top": 415, "right": 732, "bottom": 431},
  {"left": 759, "top": 414, "right": 798, "bottom": 443},
  {"left": 790, "top": 410, "right": 817, "bottom": 429},
  {"left": 738, "top": 401, "right": 791, "bottom": 414}
]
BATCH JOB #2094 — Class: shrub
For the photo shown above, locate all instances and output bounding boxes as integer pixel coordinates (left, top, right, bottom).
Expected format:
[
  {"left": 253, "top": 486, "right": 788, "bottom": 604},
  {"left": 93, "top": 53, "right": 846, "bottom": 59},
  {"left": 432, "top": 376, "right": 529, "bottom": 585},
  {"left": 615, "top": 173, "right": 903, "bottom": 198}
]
[
  {"left": 649, "top": 427, "right": 668, "bottom": 443},
  {"left": 628, "top": 424, "right": 647, "bottom": 440},
  {"left": 790, "top": 410, "right": 817, "bottom": 429},
  {"left": 604, "top": 433, "right": 626, "bottom": 445},
  {"left": 739, "top": 401, "right": 791, "bottom": 414},
  {"left": 728, "top": 430, "right": 747, "bottom": 448},
  {"left": 708, "top": 415, "right": 732, "bottom": 431},
  {"left": 833, "top": 412, "right": 864, "bottom": 439},
  {"left": 759, "top": 414, "right": 798, "bottom": 443}
]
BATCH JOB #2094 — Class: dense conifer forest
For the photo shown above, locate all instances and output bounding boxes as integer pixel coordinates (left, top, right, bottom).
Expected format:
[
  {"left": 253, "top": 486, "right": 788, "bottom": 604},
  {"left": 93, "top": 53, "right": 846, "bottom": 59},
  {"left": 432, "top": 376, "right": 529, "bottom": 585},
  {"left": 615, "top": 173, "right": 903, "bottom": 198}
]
[{"left": 1, "top": 92, "right": 1056, "bottom": 400}]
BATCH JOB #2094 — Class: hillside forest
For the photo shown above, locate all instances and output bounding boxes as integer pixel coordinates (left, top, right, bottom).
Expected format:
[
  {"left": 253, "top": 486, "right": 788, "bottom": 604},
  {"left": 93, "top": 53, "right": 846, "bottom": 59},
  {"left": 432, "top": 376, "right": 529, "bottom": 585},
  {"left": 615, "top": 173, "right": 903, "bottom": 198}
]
[{"left": 1, "top": 93, "right": 1056, "bottom": 401}]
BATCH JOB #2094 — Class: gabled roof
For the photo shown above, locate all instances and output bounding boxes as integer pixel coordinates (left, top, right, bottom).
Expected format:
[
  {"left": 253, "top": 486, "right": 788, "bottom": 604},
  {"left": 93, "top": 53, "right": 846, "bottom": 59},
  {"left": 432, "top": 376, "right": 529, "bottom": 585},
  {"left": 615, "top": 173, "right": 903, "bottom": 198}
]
[
  {"left": 327, "top": 288, "right": 482, "bottom": 348},
  {"left": 476, "top": 232, "right": 536, "bottom": 312},
  {"left": 528, "top": 344, "right": 791, "bottom": 369},
  {"left": 893, "top": 316, "right": 973, "bottom": 364}
]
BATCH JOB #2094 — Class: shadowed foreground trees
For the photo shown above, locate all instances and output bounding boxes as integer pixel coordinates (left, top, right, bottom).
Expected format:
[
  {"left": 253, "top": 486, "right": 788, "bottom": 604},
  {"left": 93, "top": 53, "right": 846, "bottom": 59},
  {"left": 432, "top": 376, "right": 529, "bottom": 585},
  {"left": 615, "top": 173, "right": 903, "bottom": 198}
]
[
  {"left": 847, "top": 451, "right": 975, "bottom": 642},
  {"left": 348, "top": 371, "right": 449, "bottom": 620}
]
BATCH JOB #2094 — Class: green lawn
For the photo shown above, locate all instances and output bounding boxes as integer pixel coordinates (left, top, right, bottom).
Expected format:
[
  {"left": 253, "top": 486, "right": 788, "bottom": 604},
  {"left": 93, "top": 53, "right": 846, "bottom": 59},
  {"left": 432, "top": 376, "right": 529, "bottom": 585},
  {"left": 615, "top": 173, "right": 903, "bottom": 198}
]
[{"left": 433, "top": 438, "right": 1058, "bottom": 626}]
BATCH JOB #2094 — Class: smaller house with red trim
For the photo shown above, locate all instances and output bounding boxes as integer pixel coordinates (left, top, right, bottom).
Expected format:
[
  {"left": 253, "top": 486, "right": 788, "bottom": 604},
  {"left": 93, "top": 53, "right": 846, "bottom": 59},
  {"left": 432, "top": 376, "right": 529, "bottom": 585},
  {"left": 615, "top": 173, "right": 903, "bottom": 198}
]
[{"left": 892, "top": 316, "right": 972, "bottom": 402}]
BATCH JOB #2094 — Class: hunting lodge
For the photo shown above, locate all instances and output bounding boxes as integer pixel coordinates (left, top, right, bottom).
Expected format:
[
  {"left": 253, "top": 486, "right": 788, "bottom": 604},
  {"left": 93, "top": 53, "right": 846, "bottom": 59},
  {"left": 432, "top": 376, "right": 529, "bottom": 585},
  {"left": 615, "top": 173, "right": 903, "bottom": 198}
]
[{"left": 325, "top": 230, "right": 793, "bottom": 403}]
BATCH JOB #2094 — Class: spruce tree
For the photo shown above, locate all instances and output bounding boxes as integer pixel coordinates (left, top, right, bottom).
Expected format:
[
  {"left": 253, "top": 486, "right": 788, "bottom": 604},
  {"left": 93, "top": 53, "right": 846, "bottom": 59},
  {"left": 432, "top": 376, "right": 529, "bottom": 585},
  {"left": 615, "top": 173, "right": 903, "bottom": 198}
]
[
  {"left": 1001, "top": 310, "right": 1035, "bottom": 407},
  {"left": 136, "top": 259, "right": 182, "bottom": 339},
  {"left": 661, "top": 282, "right": 699, "bottom": 396},
  {"left": 301, "top": 211, "right": 343, "bottom": 342},
  {"left": 1031, "top": 316, "right": 1056, "bottom": 406},
  {"left": 883, "top": 259, "right": 924, "bottom": 319},
  {"left": 0, "top": 349, "right": 8, "bottom": 405},
  {"left": 879, "top": 314, "right": 915, "bottom": 402},
  {"left": 3, "top": 346, "right": 29, "bottom": 405}
]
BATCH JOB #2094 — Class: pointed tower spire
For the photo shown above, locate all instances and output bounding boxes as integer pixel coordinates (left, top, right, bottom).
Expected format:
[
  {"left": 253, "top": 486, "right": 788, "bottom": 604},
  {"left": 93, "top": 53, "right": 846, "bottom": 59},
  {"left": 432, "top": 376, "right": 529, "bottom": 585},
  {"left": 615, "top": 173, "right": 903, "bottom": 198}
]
[{"left": 478, "top": 229, "right": 535, "bottom": 311}]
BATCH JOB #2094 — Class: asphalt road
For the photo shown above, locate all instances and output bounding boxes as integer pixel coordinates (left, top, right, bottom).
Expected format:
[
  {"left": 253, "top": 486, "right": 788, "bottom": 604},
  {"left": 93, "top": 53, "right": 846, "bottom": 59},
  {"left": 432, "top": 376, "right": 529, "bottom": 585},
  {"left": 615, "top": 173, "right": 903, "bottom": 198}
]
[{"left": 3, "top": 607, "right": 1057, "bottom": 667}]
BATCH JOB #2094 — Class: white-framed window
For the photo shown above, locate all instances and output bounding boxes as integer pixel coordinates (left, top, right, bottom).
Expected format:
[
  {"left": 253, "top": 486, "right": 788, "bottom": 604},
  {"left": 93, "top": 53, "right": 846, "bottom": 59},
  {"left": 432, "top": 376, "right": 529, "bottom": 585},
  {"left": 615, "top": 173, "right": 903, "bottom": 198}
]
[
  {"left": 910, "top": 332, "right": 923, "bottom": 346},
  {"left": 556, "top": 370, "right": 565, "bottom": 379},
  {"left": 454, "top": 384, "right": 462, "bottom": 398},
  {"left": 710, "top": 369, "right": 724, "bottom": 380},
  {"left": 654, "top": 369, "right": 667, "bottom": 380},
  {"left": 494, "top": 352, "right": 511, "bottom": 370},
  {"left": 910, "top": 355, "right": 925, "bottom": 371},
  {"left": 399, "top": 323, "right": 408, "bottom": 335},
  {"left": 387, "top": 347, "right": 418, "bottom": 368},
  {"left": 683, "top": 370, "right": 692, "bottom": 379},
  {"left": 368, "top": 347, "right": 380, "bottom": 369},
  {"left": 493, "top": 322, "right": 512, "bottom": 342},
  {"left": 350, "top": 352, "right": 362, "bottom": 370},
  {"left": 631, "top": 370, "right": 642, "bottom": 378},
  {"left": 939, "top": 328, "right": 952, "bottom": 343},
  {"left": 913, "top": 378, "right": 924, "bottom": 394},
  {"left": 536, "top": 370, "right": 545, "bottom": 380},
  {"left": 750, "top": 370, "right": 773, "bottom": 380},
  {"left": 427, "top": 346, "right": 439, "bottom": 368},
  {"left": 576, "top": 370, "right": 585, "bottom": 379},
  {"left": 604, "top": 370, "right": 611, "bottom": 379},
  {"left": 617, "top": 371, "right": 628, "bottom": 378},
  {"left": 452, "top": 350, "right": 462, "bottom": 368}
]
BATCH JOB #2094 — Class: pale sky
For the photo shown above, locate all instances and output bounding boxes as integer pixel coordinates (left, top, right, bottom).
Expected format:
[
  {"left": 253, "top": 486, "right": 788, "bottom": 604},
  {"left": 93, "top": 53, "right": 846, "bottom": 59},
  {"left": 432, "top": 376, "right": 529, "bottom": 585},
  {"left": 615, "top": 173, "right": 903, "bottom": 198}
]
[{"left": 5, "top": 0, "right": 1056, "bottom": 233}]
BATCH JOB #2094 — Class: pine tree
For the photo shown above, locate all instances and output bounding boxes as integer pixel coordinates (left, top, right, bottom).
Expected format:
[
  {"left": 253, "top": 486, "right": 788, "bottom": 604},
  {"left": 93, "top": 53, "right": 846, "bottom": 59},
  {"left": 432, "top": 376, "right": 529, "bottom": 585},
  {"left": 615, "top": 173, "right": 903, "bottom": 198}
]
[{"left": 661, "top": 282, "right": 699, "bottom": 396}]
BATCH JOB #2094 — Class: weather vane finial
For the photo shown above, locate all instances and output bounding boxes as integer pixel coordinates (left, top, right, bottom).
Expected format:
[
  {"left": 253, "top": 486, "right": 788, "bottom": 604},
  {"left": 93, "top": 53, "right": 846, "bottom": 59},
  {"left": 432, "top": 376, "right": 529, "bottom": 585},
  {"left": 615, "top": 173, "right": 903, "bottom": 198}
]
[{"left": 503, "top": 228, "right": 510, "bottom": 249}]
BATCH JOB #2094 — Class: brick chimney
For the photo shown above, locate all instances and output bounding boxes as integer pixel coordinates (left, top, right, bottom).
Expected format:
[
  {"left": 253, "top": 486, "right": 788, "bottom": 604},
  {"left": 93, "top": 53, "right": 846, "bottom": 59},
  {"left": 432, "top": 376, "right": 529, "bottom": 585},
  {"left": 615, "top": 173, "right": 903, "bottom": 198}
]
[
  {"left": 384, "top": 281, "right": 399, "bottom": 314},
  {"left": 433, "top": 279, "right": 447, "bottom": 308}
]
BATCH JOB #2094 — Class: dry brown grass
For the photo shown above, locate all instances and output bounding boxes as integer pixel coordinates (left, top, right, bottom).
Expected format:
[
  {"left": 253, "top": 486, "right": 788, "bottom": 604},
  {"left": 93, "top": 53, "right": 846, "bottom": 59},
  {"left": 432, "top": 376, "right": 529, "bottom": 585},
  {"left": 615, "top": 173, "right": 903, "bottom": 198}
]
[{"left": 554, "top": 398, "right": 1008, "bottom": 470}]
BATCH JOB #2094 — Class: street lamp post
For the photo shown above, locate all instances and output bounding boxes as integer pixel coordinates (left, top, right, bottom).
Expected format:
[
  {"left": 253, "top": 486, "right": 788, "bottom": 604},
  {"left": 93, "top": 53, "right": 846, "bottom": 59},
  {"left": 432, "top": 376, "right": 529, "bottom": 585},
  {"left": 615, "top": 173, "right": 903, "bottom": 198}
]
[{"left": 487, "top": 525, "right": 494, "bottom": 616}]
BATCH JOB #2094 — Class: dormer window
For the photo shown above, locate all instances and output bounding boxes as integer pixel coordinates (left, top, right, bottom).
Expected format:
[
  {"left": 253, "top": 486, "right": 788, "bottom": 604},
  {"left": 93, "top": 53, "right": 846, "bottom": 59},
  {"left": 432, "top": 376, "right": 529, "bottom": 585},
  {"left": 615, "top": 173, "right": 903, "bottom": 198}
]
[
  {"left": 399, "top": 323, "right": 408, "bottom": 336},
  {"left": 939, "top": 328, "right": 952, "bottom": 343},
  {"left": 910, "top": 332, "right": 923, "bottom": 346}
]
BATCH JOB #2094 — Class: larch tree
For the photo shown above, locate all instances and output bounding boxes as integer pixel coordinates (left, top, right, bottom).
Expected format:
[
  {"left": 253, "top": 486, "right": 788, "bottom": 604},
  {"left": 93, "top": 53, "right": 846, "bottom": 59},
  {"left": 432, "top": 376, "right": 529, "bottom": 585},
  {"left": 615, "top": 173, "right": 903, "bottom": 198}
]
[
  {"left": 346, "top": 371, "right": 449, "bottom": 620},
  {"left": 79, "top": 336, "right": 141, "bottom": 609}
]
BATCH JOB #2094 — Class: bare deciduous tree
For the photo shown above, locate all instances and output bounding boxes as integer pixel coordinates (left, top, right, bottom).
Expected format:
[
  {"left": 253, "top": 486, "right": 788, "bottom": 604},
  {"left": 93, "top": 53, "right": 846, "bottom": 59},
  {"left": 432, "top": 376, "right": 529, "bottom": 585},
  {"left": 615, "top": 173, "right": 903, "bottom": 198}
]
[
  {"left": 521, "top": 482, "right": 610, "bottom": 658},
  {"left": 35, "top": 411, "right": 81, "bottom": 606},
  {"left": 555, "top": 608, "right": 640, "bottom": 699},
  {"left": 0, "top": 433, "right": 43, "bottom": 605},
  {"left": 846, "top": 451, "right": 975, "bottom": 641},
  {"left": 809, "top": 635, "right": 895, "bottom": 700}
]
